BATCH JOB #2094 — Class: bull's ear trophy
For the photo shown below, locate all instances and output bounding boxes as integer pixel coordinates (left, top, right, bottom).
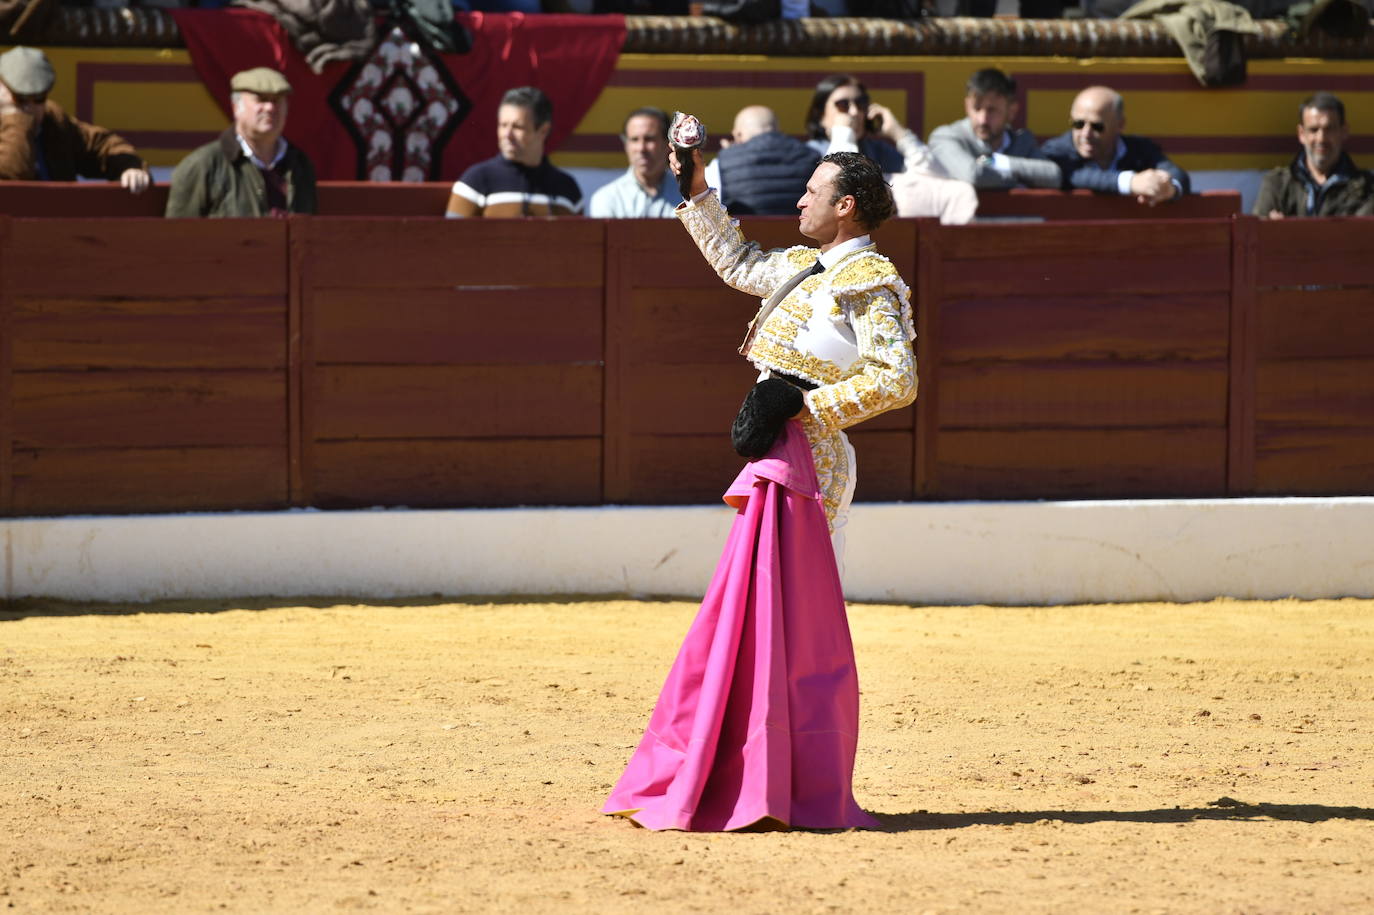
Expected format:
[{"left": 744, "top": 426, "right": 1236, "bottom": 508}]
[{"left": 669, "top": 111, "right": 707, "bottom": 200}]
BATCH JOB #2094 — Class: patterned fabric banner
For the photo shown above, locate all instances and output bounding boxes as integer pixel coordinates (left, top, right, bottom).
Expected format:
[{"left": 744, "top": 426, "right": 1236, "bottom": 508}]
[{"left": 171, "top": 9, "right": 625, "bottom": 181}]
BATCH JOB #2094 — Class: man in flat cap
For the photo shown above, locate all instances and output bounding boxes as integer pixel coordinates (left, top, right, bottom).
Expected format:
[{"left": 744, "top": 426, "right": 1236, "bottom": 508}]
[
  {"left": 0, "top": 46, "right": 151, "bottom": 192},
  {"left": 166, "top": 67, "right": 317, "bottom": 218}
]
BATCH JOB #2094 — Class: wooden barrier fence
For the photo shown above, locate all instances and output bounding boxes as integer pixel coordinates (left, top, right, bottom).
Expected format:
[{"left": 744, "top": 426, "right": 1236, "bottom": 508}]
[
  {"left": 918, "top": 218, "right": 1234, "bottom": 499},
  {"left": 0, "top": 213, "right": 1370, "bottom": 517},
  {"left": 1242, "top": 219, "right": 1374, "bottom": 494},
  {"left": 0, "top": 182, "right": 1241, "bottom": 221}
]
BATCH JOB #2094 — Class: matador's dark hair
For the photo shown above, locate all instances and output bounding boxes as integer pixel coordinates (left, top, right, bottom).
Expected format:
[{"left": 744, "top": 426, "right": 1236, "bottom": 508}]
[{"left": 820, "top": 151, "right": 894, "bottom": 232}]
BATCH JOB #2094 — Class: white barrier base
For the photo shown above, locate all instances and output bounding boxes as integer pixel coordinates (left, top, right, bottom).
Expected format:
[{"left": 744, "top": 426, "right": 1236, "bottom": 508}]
[{"left": 4, "top": 498, "right": 1374, "bottom": 606}]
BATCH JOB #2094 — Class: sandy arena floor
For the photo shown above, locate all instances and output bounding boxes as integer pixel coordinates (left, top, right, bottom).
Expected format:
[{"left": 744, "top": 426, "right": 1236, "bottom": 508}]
[{"left": 2, "top": 595, "right": 1372, "bottom": 913}]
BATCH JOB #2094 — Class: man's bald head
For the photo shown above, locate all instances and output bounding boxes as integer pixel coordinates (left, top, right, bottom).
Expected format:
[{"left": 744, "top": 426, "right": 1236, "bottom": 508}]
[
  {"left": 1069, "top": 85, "right": 1125, "bottom": 168},
  {"left": 1073, "top": 86, "right": 1124, "bottom": 120},
  {"left": 732, "top": 105, "right": 779, "bottom": 145}
]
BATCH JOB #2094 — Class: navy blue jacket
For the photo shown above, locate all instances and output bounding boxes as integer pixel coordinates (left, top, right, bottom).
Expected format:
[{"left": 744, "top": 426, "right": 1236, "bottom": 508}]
[
  {"left": 1039, "top": 132, "right": 1190, "bottom": 196},
  {"left": 718, "top": 131, "right": 820, "bottom": 216}
]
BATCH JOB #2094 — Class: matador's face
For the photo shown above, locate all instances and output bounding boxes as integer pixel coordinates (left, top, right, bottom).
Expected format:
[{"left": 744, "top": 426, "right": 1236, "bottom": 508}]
[{"left": 797, "top": 162, "right": 846, "bottom": 245}]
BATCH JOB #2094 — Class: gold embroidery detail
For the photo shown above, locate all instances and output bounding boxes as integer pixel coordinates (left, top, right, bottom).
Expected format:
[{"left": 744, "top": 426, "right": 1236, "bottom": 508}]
[
  {"left": 809, "top": 369, "right": 908, "bottom": 428},
  {"left": 799, "top": 414, "right": 850, "bottom": 531},
  {"left": 759, "top": 319, "right": 801, "bottom": 346},
  {"left": 677, "top": 192, "right": 911, "bottom": 523},
  {"left": 805, "top": 288, "right": 917, "bottom": 433},
  {"left": 830, "top": 251, "right": 897, "bottom": 290},
  {"left": 852, "top": 299, "right": 875, "bottom": 352},
  {"left": 830, "top": 252, "right": 915, "bottom": 341},
  {"left": 776, "top": 291, "right": 812, "bottom": 322},
  {"left": 746, "top": 339, "right": 845, "bottom": 386},
  {"left": 786, "top": 247, "right": 818, "bottom": 271},
  {"left": 754, "top": 285, "right": 812, "bottom": 351},
  {"left": 677, "top": 194, "right": 814, "bottom": 300}
]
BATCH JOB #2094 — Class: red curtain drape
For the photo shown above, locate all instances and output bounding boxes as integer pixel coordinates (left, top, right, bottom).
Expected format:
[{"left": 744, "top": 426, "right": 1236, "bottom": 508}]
[{"left": 171, "top": 9, "right": 625, "bottom": 181}]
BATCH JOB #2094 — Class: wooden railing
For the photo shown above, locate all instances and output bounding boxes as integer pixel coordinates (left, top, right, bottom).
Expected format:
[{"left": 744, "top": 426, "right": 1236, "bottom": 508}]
[
  {"left": 0, "top": 211, "right": 1369, "bottom": 517},
  {"left": 0, "top": 182, "right": 1241, "bottom": 221},
  {"left": 972, "top": 189, "right": 1241, "bottom": 221}
]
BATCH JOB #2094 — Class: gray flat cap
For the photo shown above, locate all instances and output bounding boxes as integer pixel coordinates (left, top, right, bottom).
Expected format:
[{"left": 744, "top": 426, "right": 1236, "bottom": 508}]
[
  {"left": 0, "top": 46, "right": 56, "bottom": 97},
  {"left": 230, "top": 67, "right": 292, "bottom": 96}
]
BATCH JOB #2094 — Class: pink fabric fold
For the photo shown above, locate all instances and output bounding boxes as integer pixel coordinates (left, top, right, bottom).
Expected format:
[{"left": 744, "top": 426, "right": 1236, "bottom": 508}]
[{"left": 603, "top": 421, "right": 877, "bottom": 831}]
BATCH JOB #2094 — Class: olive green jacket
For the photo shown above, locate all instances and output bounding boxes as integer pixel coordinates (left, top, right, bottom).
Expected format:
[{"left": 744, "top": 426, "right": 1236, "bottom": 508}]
[
  {"left": 165, "top": 128, "right": 317, "bottom": 218},
  {"left": 1252, "top": 152, "right": 1374, "bottom": 218}
]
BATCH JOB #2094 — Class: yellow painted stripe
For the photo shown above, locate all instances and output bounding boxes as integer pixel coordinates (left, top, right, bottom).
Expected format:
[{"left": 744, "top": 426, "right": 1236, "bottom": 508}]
[
  {"left": 7, "top": 45, "right": 1373, "bottom": 173},
  {"left": 93, "top": 81, "right": 224, "bottom": 131}
]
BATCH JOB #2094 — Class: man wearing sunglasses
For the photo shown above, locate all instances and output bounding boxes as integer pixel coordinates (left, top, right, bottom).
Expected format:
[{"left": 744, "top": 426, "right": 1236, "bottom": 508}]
[
  {"left": 1040, "top": 86, "right": 1189, "bottom": 206},
  {"left": 0, "top": 46, "right": 150, "bottom": 194}
]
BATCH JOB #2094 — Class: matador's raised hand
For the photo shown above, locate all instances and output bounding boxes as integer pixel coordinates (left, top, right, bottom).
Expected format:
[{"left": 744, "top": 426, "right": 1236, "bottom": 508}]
[{"left": 668, "top": 111, "right": 707, "bottom": 200}]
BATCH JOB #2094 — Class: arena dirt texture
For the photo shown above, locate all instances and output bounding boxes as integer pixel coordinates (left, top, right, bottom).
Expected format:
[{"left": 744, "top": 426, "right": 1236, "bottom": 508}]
[{"left": 2, "top": 596, "right": 1372, "bottom": 913}]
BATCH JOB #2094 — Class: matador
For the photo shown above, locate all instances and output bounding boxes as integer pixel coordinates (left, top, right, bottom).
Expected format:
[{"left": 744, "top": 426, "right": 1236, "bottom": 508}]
[{"left": 603, "top": 146, "right": 917, "bottom": 832}]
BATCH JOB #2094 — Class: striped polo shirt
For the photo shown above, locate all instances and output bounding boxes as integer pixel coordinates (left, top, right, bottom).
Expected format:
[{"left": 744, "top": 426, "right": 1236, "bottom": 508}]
[{"left": 446, "top": 154, "right": 582, "bottom": 218}]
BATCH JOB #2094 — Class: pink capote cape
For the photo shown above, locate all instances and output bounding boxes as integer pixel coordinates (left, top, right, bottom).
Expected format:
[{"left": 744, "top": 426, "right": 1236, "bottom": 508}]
[{"left": 603, "top": 421, "right": 877, "bottom": 831}]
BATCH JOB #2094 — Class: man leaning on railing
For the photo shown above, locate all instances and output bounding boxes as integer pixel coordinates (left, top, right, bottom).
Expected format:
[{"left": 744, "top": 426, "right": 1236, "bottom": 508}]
[
  {"left": 1040, "top": 85, "right": 1190, "bottom": 207},
  {"left": 928, "top": 68, "right": 1061, "bottom": 191},
  {"left": 0, "top": 46, "right": 151, "bottom": 194}
]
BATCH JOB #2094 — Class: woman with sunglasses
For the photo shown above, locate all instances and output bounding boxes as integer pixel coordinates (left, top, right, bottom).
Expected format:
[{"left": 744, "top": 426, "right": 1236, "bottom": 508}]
[
  {"left": 804, "top": 74, "right": 911, "bottom": 175},
  {"left": 804, "top": 73, "right": 977, "bottom": 224}
]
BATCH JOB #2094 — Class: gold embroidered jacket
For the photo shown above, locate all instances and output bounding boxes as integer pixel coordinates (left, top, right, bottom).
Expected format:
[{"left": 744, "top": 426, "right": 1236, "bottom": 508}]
[{"left": 676, "top": 191, "right": 917, "bottom": 437}]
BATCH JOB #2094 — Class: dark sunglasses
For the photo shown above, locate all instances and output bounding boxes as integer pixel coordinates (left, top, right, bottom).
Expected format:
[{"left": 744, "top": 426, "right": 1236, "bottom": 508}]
[
  {"left": 13, "top": 92, "right": 47, "bottom": 106},
  {"left": 833, "top": 95, "right": 870, "bottom": 113},
  {"left": 1071, "top": 118, "right": 1106, "bottom": 133}
]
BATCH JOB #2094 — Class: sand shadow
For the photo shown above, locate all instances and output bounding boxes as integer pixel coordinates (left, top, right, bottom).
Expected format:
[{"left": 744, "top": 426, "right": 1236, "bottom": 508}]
[{"left": 866, "top": 802, "right": 1374, "bottom": 832}]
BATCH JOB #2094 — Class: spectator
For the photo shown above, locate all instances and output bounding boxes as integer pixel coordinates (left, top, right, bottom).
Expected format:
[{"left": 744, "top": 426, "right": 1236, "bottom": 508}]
[
  {"left": 928, "top": 68, "right": 1060, "bottom": 190},
  {"left": 165, "top": 67, "right": 316, "bottom": 218},
  {"left": 804, "top": 74, "right": 906, "bottom": 175},
  {"left": 702, "top": 105, "right": 817, "bottom": 215},
  {"left": 806, "top": 73, "right": 976, "bottom": 223},
  {"left": 446, "top": 86, "right": 581, "bottom": 217},
  {"left": 0, "top": 46, "right": 150, "bottom": 193},
  {"left": 589, "top": 106, "right": 681, "bottom": 218},
  {"left": 1254, "top": 92, "right": 1374, "bottom": 218},
  {"left": 1040, "top": 86, "right": 1190, "bottom": 206}
]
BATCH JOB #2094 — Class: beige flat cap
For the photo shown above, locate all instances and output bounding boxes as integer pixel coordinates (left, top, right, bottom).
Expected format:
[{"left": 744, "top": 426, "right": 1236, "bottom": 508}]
[
  {"left": 230, "top": 67, "right": 292, "bottom": 96},
  {"left": 0, "top": 46, "right": 56, "bottom": 97}
]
